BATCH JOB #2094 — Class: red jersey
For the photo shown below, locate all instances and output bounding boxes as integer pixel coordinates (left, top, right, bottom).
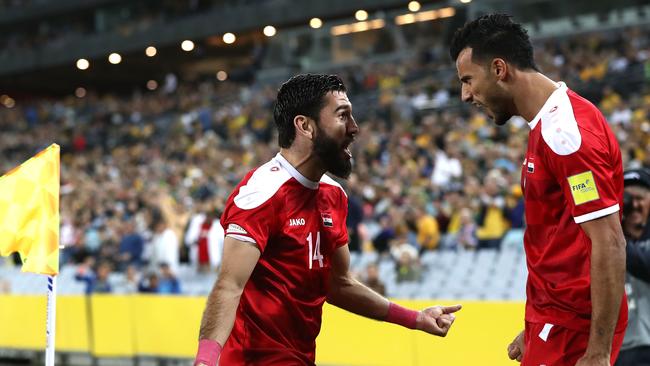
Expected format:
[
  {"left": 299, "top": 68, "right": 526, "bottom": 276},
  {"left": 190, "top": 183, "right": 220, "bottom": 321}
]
[
  {"left": 522, "top": 82, "right": 627, "bottom": 333},
  {"left": 219, "top": 153, "right": 348, "bottom": 365}
]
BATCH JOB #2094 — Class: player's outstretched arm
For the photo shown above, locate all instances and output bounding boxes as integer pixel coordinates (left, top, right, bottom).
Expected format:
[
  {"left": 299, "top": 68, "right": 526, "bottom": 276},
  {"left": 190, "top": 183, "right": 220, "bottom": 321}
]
[
  {"left": 326, "top": 245, "right": 461, "bottom": 337},
  {"left": 194, "top": 236, "right": 261, "bottom": 366},
  {"left": 576, "top": 213, "right": 626, "bottom": 366}
]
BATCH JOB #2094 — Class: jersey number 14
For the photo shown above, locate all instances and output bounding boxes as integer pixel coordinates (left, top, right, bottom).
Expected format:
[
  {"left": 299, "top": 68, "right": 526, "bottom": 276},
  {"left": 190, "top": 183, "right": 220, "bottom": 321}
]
[{"left": 306, "top": 231, "right": 324, "bottom": 269}]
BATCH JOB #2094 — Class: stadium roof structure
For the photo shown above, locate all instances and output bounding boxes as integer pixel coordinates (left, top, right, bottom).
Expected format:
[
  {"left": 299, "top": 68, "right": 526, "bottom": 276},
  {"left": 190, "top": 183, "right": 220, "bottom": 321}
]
[{"left": 0, "top": 0, "right": 452, "bottom": 96}]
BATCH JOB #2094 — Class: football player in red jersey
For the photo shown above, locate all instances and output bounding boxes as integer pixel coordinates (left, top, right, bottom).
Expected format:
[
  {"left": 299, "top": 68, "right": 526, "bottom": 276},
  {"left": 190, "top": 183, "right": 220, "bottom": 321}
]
[
  {"left": 451, "top": 14, "right": 627, "bottom": 366},
  {"left": 193, "top": 74, "right": 461, "bottom": 366}
]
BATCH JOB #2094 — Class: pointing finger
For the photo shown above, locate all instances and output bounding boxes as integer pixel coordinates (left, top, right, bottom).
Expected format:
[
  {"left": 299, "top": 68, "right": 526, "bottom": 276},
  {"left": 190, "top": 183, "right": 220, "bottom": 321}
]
[{"left": 442, "top": 304, "right": 462, "bottom": 314}]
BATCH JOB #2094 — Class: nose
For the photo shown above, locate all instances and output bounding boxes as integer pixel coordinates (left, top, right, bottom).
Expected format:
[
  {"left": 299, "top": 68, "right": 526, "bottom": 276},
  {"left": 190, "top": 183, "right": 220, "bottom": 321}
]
[
  {"left": 348, "top": 116, "right": 359, "bottom": 137},
  {"left": 461, "top": 84, "right": 472, "bottom": 103}
]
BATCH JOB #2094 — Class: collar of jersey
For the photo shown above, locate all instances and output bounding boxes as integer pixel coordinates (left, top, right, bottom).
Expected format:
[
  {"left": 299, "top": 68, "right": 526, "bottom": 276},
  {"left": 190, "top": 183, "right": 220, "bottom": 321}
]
[
  {"left": 275, "top": 153, "right": 320, "bottom": 190},
  {"left": 527, "top": 81, "right": 567, "bottom": 130}
]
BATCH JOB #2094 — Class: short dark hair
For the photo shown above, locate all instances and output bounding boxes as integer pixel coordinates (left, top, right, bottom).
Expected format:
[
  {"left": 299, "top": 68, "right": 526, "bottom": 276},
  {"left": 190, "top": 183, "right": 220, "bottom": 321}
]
[
  {"left": 449, "top": 13, "right": 539, "bottom": 71},
  {"left": 273, "top": 74, "right": 346, "bottom": 148}
]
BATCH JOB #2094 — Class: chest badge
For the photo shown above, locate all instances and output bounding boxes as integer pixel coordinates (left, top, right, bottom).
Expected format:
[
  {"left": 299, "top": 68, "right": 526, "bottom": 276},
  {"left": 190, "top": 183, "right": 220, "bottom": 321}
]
[{"left": 527, "top": 161, "right": 535, "bottom": 173}]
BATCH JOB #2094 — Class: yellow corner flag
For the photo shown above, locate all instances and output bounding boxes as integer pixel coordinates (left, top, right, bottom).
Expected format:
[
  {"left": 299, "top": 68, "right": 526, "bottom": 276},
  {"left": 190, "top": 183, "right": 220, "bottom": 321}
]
[{"left": 0, "top": 143, "right": 60, "bottom": 275}]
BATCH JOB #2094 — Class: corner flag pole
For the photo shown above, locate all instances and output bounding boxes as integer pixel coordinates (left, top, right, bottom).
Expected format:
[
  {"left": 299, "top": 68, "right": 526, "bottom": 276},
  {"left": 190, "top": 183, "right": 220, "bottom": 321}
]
[{"left": 45, "top": 274, "right": 57, "bottom": 366}]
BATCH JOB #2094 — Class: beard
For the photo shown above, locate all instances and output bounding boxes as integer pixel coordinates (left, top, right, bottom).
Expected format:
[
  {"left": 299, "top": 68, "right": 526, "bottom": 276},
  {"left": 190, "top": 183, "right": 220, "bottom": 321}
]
[
  {"left": 484, "top": 85, "right": 513, "bottom": 126},
  {"left": 491, "top": 107, "right": 513, "bottom": 126},
  {"left": 313, "top": 129, "right": 352, "bottom": 179}
]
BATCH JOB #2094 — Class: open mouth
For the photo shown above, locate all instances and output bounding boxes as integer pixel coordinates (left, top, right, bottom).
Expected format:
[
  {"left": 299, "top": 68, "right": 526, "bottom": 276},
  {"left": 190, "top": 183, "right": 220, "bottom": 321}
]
[{"left": 342, "top": 140, "right": 353, "bottom": 159}]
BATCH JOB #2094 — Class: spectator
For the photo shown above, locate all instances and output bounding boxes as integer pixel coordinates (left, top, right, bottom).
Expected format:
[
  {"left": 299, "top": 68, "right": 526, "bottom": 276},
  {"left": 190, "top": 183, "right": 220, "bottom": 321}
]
[
  {"left": 158, "top": 263, "right": 181, "bottom": 295},
  {"left": 362, "top": 263, "right": 386, "bottom": 296},
  {"left": 501, "top": 185, "right": 526, "bottom": 251},
  {"left": 431, "top": 137, "right": 462, "bottom": 188},
  {"left": 75, "top": 260, "right": 113, "bottom": 294},
  {"left": 415, "top": 204, "right": 441, "bottom": 251},
  {"left": 114, "top": 264, "right": 140, "bottom": 294},
  {"left": 476, "top": 173, "right": 509, "bottom": 249},
  {"left": 138, "top": 272, "right": 159, "bottom": 293},
  {"left": 456, "top": 208, "right": 478, "bottom": 251},
  {"left": 372, "top": 215, "right": 396, "bottom": 254},
  {"left": 117, "top": 220, "right": 144, "bottom": 270},
  {"left": 392, "top": 243, "right": 422, "bottom": 283},
  {"left": 346, "top": 174, "right": 365, "bottom": 253},
  {"left": 616, "top": 169, "right": 650, "bottom": 366},
  {"left": 146, "top": 211, "right": 179, "bottom": 273},
  {"left": 184, "top": 202, "right": 224, "bottom": 273}
]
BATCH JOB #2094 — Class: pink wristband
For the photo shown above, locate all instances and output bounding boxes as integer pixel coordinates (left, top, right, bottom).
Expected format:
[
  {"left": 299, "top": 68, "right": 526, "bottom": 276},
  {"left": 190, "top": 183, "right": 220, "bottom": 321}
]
[
  {"left": 194, "top": 339, "right": 222, "bottom": 366},
  {"left": 386, "top": 302, "right": 419, "bottom": 330}
]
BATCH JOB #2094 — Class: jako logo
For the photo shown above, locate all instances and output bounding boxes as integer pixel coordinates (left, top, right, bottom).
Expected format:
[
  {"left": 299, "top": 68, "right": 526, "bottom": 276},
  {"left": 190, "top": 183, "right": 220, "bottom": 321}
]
[{"left": 289, "top": 218, "right": 305, "bottom": 226}]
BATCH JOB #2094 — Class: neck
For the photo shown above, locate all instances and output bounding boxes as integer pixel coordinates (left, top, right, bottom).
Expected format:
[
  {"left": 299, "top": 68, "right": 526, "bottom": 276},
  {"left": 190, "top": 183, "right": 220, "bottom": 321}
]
[
  {"left": 279, "top": 148, "right": 325, "bottom": 182},
  {"left": 512, "top": 72, "right": 559, "bottom": 122}
]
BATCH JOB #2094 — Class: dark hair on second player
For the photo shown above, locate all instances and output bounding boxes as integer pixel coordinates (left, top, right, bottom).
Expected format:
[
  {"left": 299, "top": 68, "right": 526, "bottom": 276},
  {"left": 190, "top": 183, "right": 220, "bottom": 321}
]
[
  {"left": 273, "top": 74, "right": 346, "bottom": 148},
  {"left": 449, "top": 13, "right": 539, "bottom": 71}
]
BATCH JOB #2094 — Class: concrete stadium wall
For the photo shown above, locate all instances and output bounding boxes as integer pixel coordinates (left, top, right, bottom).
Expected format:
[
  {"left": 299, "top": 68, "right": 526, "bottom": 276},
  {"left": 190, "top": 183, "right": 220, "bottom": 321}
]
[{"left": 0, "top": 295, "right": 524, "bottom": 365}]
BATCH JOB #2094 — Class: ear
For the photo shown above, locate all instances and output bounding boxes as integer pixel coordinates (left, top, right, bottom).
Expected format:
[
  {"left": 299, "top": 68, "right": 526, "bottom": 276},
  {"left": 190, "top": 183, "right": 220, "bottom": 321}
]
[
  {"left": 492, "top": 58, "right": 508, "bottom": 81},
  {"left": 293, "top": 115, "right": 315, "bottom": 140}
]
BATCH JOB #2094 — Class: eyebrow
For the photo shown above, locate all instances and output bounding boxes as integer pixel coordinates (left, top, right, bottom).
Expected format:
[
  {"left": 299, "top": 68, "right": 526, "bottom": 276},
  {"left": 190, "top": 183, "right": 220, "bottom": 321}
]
[{"left": 335, "top": 104, "right": 352, "bottom": 112}]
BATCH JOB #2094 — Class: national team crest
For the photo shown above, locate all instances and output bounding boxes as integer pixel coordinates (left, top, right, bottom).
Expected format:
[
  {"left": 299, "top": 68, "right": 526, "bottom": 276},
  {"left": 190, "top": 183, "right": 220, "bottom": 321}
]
[
  {"left": 527, "top": 161, "right": 534, "bottom": 173},
  {"left": 321, "top": 213, "right": 333, "bottom": 227}
]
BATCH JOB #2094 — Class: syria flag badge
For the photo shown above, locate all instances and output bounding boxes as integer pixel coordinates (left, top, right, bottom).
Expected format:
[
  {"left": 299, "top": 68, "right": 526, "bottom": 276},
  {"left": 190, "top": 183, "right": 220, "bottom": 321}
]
[
  {"left": 527, "top": 161, "right": 535, "bottom": 173},
  {"left": 322, "top": 213, "right": 333, "bottom": 227}
]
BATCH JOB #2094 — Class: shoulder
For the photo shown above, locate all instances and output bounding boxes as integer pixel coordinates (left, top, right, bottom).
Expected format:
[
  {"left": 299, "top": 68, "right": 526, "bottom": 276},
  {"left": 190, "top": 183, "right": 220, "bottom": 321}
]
[
  {"left": 540, "top": 87, "right": 608, "bottom": 157},
  {"left": 539, "top": 87, "right": 582, "bottom": 156},
  {"left": 320, "top": 174, "right": 348, "bottom": 198},
  {"left": 233, "top": 158, "right": 292, "bottom": 210}
]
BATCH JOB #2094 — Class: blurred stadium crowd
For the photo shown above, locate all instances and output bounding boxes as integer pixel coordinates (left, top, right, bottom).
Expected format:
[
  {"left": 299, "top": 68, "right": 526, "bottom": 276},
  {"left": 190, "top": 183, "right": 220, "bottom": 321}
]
[{"left": 1, "top": 22, "right": 650, "bottom": 297}]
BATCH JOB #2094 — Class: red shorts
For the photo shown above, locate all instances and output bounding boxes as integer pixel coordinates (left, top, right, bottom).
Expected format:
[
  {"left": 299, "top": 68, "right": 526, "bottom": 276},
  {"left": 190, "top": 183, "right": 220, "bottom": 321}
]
[{"left": 522, "top": 321, "right": 625, "bottom": 366}]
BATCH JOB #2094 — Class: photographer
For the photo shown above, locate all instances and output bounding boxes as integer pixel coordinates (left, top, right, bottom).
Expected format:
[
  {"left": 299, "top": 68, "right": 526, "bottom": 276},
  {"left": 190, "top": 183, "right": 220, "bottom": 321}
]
[{"left": 616, "top": 168, "right": 650, "bottom": 366}]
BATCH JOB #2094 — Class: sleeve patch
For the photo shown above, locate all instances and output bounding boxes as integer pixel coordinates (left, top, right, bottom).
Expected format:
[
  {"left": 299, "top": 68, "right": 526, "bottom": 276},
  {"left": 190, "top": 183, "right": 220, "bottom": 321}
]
[
  {"left": 567, "top": 171, "right": 600, "bottom": 205},
  {"left": 226, "top": 223, "right": 248, "bottom": 235}
]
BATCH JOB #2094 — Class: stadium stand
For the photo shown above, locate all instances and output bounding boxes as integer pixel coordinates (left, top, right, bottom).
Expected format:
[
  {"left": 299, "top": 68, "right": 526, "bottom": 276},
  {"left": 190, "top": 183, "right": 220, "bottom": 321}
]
[{"left": 1, "top": 2, "right": 649, "bottom": 365}]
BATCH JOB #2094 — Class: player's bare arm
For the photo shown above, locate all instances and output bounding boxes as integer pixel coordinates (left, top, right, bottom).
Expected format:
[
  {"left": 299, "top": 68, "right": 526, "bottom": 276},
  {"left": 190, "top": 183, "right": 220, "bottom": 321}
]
[
  {"left": 577, "top": 213, "right": 626, "bottom": 365},
  {"left": 195, "top": 236, "right": 261, "bottom": 366},
  {"left": 326, "top": 244, "right": 461, "bottom": 337}
]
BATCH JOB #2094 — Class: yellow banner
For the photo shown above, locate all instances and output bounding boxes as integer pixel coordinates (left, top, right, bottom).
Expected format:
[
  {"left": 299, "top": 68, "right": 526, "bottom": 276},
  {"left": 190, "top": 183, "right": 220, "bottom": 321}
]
[{"left": 0, "top": 144, "right": 60, "bottom": 275}]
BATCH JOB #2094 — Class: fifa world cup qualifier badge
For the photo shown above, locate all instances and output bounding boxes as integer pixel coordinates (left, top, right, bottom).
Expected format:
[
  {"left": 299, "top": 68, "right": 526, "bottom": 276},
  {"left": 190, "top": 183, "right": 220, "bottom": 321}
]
[
  {"left": 321, "top": 213, "right": 333, "bottom": 227},
  {"left": 567, "top": 171, "right": 600, "bottom": 205}
]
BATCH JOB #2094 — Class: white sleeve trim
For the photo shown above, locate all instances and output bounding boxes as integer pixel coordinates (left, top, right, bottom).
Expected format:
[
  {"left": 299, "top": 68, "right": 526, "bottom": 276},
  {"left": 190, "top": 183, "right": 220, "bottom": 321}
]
[
  {"left": 225, "top": 234, "right": 257, "bottom": 244},
  {"left": 573, "top": 203, "right": 620, "bottom": 224}
]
